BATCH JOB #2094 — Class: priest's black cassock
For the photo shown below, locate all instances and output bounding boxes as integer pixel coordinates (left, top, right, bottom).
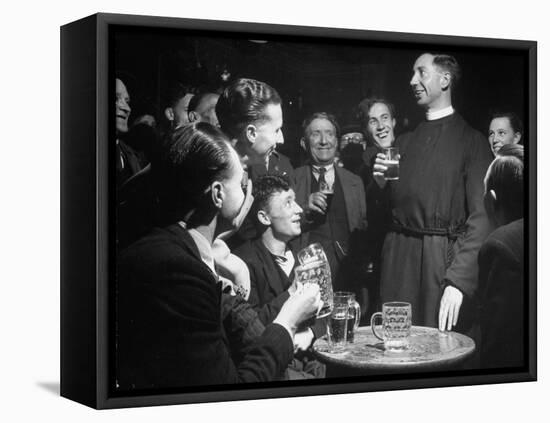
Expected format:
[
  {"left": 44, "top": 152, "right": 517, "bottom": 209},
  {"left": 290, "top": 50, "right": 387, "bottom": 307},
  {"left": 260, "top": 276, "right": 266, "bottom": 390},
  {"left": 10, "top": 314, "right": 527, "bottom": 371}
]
[{"left": 379, "top": 112, "right": 493, "bottom": 329}]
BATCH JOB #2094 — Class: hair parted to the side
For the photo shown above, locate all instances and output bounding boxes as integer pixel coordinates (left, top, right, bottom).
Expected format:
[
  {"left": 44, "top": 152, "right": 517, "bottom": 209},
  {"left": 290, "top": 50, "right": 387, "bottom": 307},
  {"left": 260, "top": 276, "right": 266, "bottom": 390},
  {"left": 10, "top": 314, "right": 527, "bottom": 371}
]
[
  {"left": 216, "top": 78, "right": 282, "bottom": 140},
  {"left": 154, "top": 122, "right": 234, "bottom": 222},
  {"left": 432, "top": 54, "right": 462, "bottom": 87},
  {"left": 485, "top": 154, "right": 524, "bottom": 221},
  {"left": 301, "top": 112, "right": 340, "bottom": 139}
]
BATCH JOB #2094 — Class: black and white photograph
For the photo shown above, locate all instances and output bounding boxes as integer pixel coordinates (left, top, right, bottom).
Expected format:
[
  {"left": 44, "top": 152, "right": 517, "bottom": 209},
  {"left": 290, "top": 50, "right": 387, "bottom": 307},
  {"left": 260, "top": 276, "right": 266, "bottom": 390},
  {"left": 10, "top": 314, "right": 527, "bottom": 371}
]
[
  {"left": 5, "top": 0, "right": 548, "bottom": 421},
  {"left": 86, "top": 16, "right": 535, "bottom": 403}
]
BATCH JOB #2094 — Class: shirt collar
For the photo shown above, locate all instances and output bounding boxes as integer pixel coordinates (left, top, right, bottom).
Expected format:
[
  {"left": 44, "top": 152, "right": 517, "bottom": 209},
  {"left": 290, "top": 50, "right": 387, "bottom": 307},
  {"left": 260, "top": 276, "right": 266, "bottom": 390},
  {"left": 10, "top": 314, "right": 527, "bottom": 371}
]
[
  {"left": 183, "top": 224, "right": 217, "bottom": 277},
  {"left": 312, "top": 163, "right": 334, "bottom": 173},
  {"left": 426, "top": 105, "right": 454, "bottom": 121}
]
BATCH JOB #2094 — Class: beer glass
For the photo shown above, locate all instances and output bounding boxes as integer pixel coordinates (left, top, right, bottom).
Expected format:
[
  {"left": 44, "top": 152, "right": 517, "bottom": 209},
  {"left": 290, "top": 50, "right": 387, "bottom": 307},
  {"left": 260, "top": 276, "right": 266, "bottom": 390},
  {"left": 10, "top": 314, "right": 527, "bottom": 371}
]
[
  {"left": 319, "top": 179, "right": 334, "bottom": 209},
  {"left": 326, "top": 303, "right": 349, "bottom": 352},
  {"left": 333, "top": 292, "right": 361, "bottom": 343},
  {"left": 370, "top": 302, "right": 411, "bottom": 351},
  {"left": 296, "top": 243, "right": 334, "bottom": 318},
  {"left": 383, "top": 147, "right": 399, "bottom": 180}
]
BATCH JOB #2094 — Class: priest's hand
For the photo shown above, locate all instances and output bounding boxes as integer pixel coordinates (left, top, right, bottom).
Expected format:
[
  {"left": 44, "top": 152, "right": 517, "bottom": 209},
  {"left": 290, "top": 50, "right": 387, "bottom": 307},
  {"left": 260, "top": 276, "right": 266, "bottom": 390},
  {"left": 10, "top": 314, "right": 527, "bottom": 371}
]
[
  {"left": 438, "top": 285, "right": 464, "bottom": 331},
  {"left": 373, "top": 153, "right": 388, "bottom": 189}
]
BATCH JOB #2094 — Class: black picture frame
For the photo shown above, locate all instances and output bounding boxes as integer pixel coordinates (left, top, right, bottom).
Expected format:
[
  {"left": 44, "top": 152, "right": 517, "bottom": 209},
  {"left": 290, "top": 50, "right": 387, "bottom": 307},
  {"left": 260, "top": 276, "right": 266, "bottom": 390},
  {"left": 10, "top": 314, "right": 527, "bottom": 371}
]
[{"left": 60, "top": 12, "right": 537, "bottom": 409}]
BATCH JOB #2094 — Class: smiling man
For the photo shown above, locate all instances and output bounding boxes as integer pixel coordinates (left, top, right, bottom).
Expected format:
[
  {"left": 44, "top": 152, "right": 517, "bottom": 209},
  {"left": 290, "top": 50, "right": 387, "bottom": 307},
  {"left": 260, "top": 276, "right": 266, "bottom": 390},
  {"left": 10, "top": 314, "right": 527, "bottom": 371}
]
[
  {"left": 115, "top": 77, "right": 145, "bottom": 187},
  {"left": 488, "top": 112, "right": 523, "bottom": 156},
  {"left": 372, "top": 53, "right": 493, "bottom": 336},
  {"left": 294, "top": 112, "right": 367, "bottom": 292},
  {"left": 235, "top": 174, "right": 326, "bottom": 379}
]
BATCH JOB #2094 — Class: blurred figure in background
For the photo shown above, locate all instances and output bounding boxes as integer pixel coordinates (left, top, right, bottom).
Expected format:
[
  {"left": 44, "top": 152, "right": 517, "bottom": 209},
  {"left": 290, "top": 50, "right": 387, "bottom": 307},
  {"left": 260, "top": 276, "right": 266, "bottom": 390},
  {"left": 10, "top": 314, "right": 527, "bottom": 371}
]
[
  {"left": 188, "top": 92, "right": 221, "bottom": 127},
  {"left": 116, "top": 77, "right": 145, "bottom": 187}
]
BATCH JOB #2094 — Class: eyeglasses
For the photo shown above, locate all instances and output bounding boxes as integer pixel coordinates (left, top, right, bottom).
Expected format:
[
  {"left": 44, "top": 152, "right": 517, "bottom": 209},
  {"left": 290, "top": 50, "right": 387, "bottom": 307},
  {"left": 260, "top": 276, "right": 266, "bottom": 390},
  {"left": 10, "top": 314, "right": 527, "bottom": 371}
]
[{"left": 341, "top": 134, "right": 365, "bottom": 144}]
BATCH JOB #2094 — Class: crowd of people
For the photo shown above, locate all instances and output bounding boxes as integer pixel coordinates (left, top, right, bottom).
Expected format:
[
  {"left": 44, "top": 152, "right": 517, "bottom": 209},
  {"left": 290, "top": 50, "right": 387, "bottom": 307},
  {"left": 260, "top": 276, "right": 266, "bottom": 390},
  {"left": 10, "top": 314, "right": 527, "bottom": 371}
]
[{"left": 114, "top": 51, "right": 526, "bottom": 390}]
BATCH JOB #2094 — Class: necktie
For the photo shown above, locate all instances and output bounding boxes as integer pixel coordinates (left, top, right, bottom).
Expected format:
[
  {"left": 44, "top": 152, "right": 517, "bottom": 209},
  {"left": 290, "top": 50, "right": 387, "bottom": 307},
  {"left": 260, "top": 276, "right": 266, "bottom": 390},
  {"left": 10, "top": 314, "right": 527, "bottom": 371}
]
[{"left": 318, "top": 166, "right": 327, "bottom": 191}]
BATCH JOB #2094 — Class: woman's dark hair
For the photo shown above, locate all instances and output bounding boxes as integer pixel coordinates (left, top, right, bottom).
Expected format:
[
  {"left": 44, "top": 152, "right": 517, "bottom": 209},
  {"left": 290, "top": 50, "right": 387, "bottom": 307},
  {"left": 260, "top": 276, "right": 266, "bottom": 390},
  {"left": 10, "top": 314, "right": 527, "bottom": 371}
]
[
  {"left": 155, "top": 122, "right": 234, "bottom": 222},
  {"left": 485, "top": 155, "right": 524, "bottom": 221},
  {"left": 216, "top": 78, "right": 282, "bottom": 139}
]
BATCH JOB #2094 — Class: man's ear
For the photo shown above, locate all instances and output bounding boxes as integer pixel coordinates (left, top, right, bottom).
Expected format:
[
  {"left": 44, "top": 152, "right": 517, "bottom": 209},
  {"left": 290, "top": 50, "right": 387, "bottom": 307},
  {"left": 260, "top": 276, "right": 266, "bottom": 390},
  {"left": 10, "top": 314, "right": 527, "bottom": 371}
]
[
  {"left": 210, "top": 181, "right": 224, "bottom": 209},
  {"left": 514, "top": 132, "right": 522, "bottom": 144},
  {"left": 188, "top": 111, "right": 199, "bottom": 123},
  {"left": 246, "top": 124, "right": 257, "bottom": 144},
  {"left": 257, "top": 209, "right": 271, "bottom": 226},
  {"left": 300, "top": 137, "right": 307, "bottom": 152},
  {"left": 164, "top": 107, "right": 174, "bottom": 121},
  {"left": 440, "top": 71, "right": 452, "bottom": 90}
]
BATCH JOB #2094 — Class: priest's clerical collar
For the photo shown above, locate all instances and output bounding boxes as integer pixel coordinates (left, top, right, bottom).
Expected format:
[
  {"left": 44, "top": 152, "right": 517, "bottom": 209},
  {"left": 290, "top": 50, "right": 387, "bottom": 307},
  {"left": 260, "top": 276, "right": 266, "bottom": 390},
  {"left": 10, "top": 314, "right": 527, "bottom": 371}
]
[
  {"left": 426, "top": 106, "right": 454, "bottom": 121},
  {"left": 312, "top": 163, "right": 335, "bottom": 173}
]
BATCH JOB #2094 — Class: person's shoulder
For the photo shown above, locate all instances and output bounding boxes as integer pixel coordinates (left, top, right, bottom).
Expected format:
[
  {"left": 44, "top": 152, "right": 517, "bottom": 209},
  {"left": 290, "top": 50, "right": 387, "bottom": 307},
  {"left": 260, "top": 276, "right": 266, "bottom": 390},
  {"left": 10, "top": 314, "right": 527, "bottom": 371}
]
[
  {"left": 336, "top": 165, "right": 363, "bottom": 185},
  {"left": 482, "top": 219, "right": 524, "bottom": 263},
  {"left": 119, "top": 224, "right": 195, "bottom": 269},
  {"left": 234, "top": 238, "right": 264, "bottom": 261}
]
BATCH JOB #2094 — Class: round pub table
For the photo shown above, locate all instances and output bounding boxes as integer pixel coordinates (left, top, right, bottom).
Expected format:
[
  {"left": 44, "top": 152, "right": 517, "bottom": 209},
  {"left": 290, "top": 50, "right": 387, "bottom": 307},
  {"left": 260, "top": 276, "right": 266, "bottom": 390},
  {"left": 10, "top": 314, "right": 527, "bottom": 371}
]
[{"left": 313, "top": 325, "right": 475, "bottom": 374}]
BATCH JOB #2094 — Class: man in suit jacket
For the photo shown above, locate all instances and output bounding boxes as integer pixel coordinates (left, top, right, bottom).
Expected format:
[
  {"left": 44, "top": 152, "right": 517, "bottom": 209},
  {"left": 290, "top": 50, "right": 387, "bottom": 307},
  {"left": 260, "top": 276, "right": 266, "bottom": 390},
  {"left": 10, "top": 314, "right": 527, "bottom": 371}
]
[
  {"left": 478, "top": 148, "right": 525, "bottom": 368},
  {"left": 116, "top": 122, "right": 321, "bottom": 390},
  {"left": 294, "top": 112, "right": 367, "bottom": 294}
]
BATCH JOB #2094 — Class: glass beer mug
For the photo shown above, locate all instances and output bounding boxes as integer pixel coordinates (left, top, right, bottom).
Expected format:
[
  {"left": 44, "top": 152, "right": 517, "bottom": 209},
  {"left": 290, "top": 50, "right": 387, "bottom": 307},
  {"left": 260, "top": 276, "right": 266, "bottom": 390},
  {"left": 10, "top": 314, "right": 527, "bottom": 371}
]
[
  {"left": 333, "top": 291, "right": 361, "bottom": 343},
  {"left": 294, "top": 243, "right": 334, "bottom": 318}
]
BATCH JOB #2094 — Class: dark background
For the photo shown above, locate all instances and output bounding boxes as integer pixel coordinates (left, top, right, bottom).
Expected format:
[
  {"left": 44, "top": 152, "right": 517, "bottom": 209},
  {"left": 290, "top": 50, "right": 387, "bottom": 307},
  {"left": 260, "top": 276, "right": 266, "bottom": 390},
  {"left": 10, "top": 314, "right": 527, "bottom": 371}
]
[{"left": 114, "top": 26, "right": 528, "bottom": 166}]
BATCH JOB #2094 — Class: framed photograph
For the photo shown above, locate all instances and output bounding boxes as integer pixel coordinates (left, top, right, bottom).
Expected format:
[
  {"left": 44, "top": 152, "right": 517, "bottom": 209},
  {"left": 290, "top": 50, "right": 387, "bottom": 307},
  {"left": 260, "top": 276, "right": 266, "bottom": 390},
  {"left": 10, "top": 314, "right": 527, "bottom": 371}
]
[{"left": 60, "top": 12, "right": 536, "bottom": 409}]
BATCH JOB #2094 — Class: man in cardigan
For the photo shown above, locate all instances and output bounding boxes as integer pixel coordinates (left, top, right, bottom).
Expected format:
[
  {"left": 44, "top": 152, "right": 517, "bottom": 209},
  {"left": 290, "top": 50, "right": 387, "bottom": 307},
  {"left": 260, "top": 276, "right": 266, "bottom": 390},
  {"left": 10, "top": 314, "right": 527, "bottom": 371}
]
[
  {"left": 294, "top": 112, "right": 368, "bottom": 296},
  {"left": 235, "top": 174, "right": 325, "bottom": 378}
]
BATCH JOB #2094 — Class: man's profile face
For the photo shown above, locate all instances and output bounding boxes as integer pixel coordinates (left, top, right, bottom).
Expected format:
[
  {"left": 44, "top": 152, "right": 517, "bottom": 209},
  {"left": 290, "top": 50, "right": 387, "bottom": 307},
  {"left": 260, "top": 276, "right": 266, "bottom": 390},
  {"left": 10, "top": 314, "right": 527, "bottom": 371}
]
[
  {"left": 305, "top": 118, "right": 338, "bottom": 166},
  {"left": 219, "top": 147, "right": 247, "bottom": 228},
  {"left": 172, "top": 93, "right": 194, "bottom": 128},
  {"left": 263, "top": 189, "right": 302, "bottom": 239},
  {"left": 488, "top": 117, "right": 521, "bottom": 156},
  {"left": 250, "top": 103, "right": 284, "bottom": 162},
  {"left": 194, "top": 93, "right": 220, "bottom": 127},
  {"left": 410, "top": 53, "right": 445, "bottom": 108},
  {"left": 367, "top": 102, "right": 396, "bottom": 148},
  {"left": 115, "top": 78, "right": 131, "bottom": 134}
]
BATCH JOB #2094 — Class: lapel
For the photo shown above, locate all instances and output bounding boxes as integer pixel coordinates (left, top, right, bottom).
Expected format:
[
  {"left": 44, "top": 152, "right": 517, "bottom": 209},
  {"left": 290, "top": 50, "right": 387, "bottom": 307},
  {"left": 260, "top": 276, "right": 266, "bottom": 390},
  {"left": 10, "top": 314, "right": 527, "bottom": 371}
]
[
  {"left": 164, "top": 223, "right": 219, "bottom": 286},
  {"left": 335, "top": 166, "right": 358, "bottom": 232},
  {"left": 254, "top": 238, "right": 289, "bottom": 295}
]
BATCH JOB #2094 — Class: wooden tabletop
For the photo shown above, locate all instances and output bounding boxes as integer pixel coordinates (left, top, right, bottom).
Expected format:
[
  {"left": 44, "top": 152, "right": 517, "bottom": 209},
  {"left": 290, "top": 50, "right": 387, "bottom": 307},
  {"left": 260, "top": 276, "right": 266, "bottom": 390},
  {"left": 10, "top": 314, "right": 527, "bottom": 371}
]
[{"left": 313, "top": 325, "right": 475, "bottom": 372}]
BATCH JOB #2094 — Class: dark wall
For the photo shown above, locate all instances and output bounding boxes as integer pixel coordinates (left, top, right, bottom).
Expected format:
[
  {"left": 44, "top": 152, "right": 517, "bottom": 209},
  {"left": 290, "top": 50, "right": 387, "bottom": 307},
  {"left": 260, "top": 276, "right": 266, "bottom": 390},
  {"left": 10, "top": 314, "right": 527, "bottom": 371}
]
[{"left": 114, "top": 27, "right": 527, "bottom": 165}]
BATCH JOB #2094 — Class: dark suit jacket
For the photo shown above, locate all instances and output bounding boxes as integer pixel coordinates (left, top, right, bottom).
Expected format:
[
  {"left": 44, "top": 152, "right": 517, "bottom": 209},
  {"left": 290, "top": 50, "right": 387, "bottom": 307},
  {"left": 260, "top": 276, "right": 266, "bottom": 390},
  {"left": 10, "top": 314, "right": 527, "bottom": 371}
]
[
  {"left": 235, "top": 238, "right": 326, "bottom": 339},
  {"left": 478, "top": 218, "right": 524, "bottom": 368},
  {"left": 248, "top": 151, "right": 296, "bottom": 186},
  {"left": 293, "top": 164, "right": 367, "bottom": 249},
  {"left": 116, "top": 224, "right": 294, "bottom": 390}
]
